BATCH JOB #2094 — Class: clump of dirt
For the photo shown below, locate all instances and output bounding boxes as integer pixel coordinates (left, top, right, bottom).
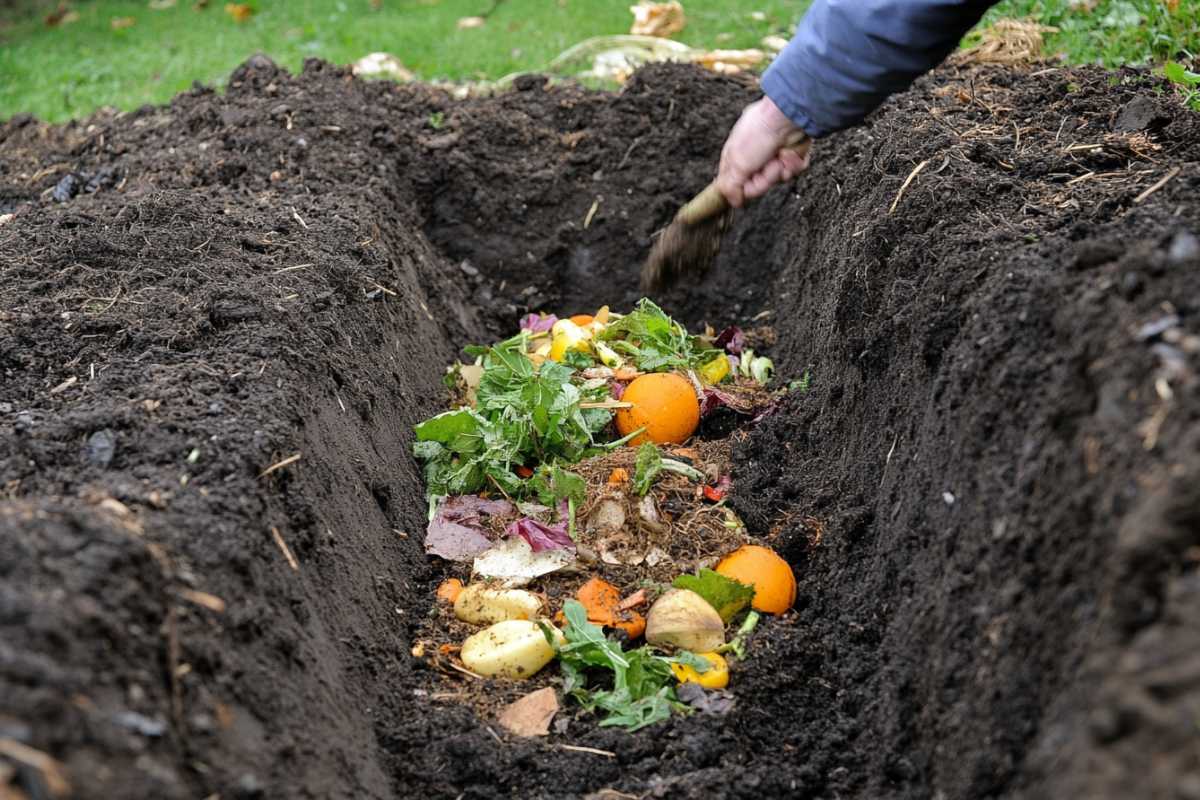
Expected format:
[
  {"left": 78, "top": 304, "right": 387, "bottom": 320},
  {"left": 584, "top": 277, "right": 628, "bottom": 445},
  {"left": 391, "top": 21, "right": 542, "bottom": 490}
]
[{"left": 1, "top": 55, "right": 1198, "bottom": 800}]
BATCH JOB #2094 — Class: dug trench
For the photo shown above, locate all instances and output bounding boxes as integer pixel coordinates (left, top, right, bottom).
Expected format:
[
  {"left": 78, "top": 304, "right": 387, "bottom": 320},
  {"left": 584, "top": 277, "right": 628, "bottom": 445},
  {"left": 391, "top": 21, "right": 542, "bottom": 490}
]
[{"left": 1, "top": 56, "right": 1199, "bottom": 799}]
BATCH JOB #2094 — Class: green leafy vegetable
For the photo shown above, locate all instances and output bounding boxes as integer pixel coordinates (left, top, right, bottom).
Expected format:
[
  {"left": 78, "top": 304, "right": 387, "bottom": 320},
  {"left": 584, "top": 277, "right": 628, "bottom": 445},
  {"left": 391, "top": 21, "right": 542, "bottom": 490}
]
[
  {"left": 716, "top": 610, "right": 761, "bottom": 660},
  {"left": 633, "top": 442, "right": 663, "bottom": 496},
  {"left": 413, "top": 333, "right": 612, "bottom": 501},
  {"left": 672, "top": 568, "right": 755, "bottom": 623},
  {"left": 557, "top": 599, "right": 687, "bottom": 731},
  {"left": 529, "top": 464, "right": 587, "bottom": 508},
  {"left": 599, "top": 298, "right": 719, "bottom": 373},
  {"left": 633, "top": 442, "right": 706, "bottom": 496},
  {"left": 413, "top": 408, "right": 523, "bottom": 498}
]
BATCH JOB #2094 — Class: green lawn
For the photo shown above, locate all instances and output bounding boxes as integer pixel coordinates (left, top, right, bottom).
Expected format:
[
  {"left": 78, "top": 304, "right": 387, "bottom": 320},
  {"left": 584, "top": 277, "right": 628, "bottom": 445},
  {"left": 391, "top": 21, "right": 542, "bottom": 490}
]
[
  {"left": 0, "top": 0, "right": 807, "bottom": 121},
  {"left": 1, "top": 0, "right": 1197, "bottom": 122},
  {"left": 983, "top": 0, "right": 1199, "bottom": 66}
]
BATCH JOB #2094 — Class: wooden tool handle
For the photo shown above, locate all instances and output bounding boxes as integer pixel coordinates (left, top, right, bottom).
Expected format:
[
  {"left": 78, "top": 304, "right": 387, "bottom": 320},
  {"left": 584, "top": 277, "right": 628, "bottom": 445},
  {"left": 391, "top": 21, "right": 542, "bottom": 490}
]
[{"left": 674, "top": 131, "right": 811, "bottom": 226}]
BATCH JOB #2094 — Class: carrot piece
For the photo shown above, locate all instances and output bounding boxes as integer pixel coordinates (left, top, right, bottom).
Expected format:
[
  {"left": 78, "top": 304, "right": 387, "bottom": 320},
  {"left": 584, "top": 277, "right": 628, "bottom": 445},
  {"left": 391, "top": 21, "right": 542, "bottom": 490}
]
[
  {"left": 618, "top": 588, "right": 648, "bottom": 611},
  {"left": 577, "top": 576, "right": 622, "bottom": 625},
  {"left": 436, "top": 578, "right": 464, "bottom": 604},
  {"left": 607, "top": 467, "right": 629, "bottom": 486},
  {"left": 703, "top": 485, "right": 726, "bottom": 502},
  {"left": 612, "top": 611, "right": 646, "bottom": 640}
]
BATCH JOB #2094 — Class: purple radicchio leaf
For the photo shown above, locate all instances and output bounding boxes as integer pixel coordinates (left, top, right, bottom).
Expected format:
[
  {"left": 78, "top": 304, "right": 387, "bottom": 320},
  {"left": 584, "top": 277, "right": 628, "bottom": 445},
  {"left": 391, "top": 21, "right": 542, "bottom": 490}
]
[
  {"left": 425, "top": 495, "right": 513, "bottom": 562},
  {"left": 519, "top": 313, "right": 558, "bottom": 334},
  {"left": 700, "top": 387, "right": 778, "bottom": 420},
  {"left": 506, "top": 503, "right": 574, "bottom": 552},
  {"left": 713, "top": 326, "right": 745, "bottom": 355},
  {"left": 699, "top": 388, "right": 730, "bottom": 418}
]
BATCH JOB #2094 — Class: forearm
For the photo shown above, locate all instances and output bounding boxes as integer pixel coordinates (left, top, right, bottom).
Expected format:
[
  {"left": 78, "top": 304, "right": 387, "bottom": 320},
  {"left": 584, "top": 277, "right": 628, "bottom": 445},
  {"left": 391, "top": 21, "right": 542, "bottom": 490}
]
[{"left": 762, "top": 0, "right": 997, "bottom": 137}]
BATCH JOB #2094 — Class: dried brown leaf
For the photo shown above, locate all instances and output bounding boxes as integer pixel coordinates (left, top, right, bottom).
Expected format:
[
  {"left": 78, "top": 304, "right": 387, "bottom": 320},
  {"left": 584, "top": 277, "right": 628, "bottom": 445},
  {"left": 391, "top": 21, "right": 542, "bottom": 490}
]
[{"left": 497, "top": 687, "right": 559, "bottom": 736}]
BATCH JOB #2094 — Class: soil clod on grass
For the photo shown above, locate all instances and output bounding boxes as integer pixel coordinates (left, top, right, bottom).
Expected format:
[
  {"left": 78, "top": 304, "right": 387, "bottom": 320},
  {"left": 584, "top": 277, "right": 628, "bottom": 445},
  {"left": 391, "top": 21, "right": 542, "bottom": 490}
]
[{"left": 2, "top": 57, "right": 1199, "bottom": 799}]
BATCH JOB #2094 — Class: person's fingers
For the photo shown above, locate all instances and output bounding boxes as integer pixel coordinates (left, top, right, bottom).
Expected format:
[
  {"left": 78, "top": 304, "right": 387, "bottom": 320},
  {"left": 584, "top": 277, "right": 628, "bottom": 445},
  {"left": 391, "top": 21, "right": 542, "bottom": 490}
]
[
  {"left": 715, "top": 97, "right": 809, "bottom": 207},
  {"left": 778, "top": 148, "right": 809, "bottom": 176},
  {"left": 743, "top": 158, "right": 785, "bottom": 201},
  {"left": 717, "top": 147, "right": 758, "bottom": 208},
  {"left": 743, "top": 172, "right": 770, "bottom": 201},
  {"left": 716, "top": 168, "right": 747, "bottom": 208}
]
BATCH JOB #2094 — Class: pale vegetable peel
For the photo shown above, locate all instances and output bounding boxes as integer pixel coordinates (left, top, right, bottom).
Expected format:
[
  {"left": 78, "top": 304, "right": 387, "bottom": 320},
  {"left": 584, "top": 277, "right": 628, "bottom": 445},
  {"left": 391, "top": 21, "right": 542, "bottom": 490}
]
[{"left": 645, "top": 588, "right": 725, "bottom": 652}]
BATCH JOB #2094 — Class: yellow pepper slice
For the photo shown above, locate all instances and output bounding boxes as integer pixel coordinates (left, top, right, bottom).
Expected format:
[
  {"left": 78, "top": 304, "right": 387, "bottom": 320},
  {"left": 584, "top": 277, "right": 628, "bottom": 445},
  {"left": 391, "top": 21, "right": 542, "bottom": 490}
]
[
  {"left": 670, "top": 651, "right": 729, "bottom": 689},
  {"left": 698, "top": 353, "right": 731, "bottom": 385}
]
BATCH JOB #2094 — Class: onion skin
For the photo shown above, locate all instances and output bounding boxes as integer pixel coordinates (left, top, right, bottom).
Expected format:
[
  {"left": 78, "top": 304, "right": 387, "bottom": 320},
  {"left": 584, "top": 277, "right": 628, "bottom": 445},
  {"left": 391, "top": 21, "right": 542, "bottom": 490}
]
[{"left": 645, "top": 589, "right": 725, "bottom": 652}]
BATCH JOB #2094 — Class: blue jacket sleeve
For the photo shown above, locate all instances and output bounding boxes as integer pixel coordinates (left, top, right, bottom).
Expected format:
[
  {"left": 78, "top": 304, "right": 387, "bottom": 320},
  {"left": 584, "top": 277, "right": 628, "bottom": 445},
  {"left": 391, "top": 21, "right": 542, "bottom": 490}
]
[{"left": 761, "top": 0, "right": 997, "bottom": 137}]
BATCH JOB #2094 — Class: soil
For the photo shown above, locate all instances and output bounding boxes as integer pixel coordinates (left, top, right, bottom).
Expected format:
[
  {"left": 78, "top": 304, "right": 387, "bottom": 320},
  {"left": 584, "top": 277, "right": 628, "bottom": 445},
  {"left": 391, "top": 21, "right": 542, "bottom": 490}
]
[{"left": 2, "top": 55, "right": 1198, "bottom": 800}]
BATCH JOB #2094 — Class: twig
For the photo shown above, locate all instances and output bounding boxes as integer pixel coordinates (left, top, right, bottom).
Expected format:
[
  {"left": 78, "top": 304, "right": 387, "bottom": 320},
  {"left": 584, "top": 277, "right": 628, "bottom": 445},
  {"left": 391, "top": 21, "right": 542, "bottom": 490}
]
[
  {"left": 560, "top": 744, "right": 617, "bottom": 758},
  {"left": 583, "top": 198, "right": 600, "bottom": 229},
  {"left": 271, "top": 526, "right": 300, "bottom": 571},
  {"left": 580, "top": 400, "right": 633, "bottom": 409},
  {"left": 881, "top": 433, "right": 899, "bottom": 487},
  {"left": 366, "top": 280, "right": 398, "bottom": 297},
  {"left": 86, "top": 288, "right": 123, "bottom": 314},
  {"left": 290, "top": 207, "right": 309, "bottom": 229},
  {"left": 49, "top": 376, "right": 78, "bottom": 395},
  {"left": 888, "top": 159, "right": 930, "bottom": 215},
  {"left": 165, "top": 604, "right": 184, "bottom": 732},
  {"left": 616, "top": 135, "right": 644, "bottom": 170},
  {"left": 448, "top": 661, "right": 484, "bottom": 680},
  {"left": 486, "top": 475, "right": 517, "bottom": 507},
  {"left": 179, "top": 589, "right": 226, "bottom": 613},
  {"left": 1133, "top": 167, "right": 1181, "bottom": 205},
  {"left": 259, "top": 453, "right": 301, "bottom": 478}
]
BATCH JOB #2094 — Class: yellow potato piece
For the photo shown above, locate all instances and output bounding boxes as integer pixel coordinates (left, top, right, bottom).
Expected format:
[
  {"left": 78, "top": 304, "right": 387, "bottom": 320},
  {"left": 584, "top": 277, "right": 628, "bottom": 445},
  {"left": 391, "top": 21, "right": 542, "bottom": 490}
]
[
  {"left": 460, "top": 620, "right": 563, "bottom": 680},
  {"left": 454, "top": 584, "right": 543, "bottom": 625}
]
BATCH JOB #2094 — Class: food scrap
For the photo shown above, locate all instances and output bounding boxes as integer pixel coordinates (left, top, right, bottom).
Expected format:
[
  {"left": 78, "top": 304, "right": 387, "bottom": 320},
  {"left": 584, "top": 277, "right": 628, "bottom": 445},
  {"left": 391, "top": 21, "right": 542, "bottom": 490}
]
[{"left": 411, "top": 299, "right": 797, "bottom": 731}]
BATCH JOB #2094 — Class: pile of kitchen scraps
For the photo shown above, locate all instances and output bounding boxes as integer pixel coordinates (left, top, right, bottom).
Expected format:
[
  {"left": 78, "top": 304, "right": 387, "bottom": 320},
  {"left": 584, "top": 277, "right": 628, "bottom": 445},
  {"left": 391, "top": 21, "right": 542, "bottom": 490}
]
[{"left": 410, "top": 300, "right": 797, "bottom": 734}]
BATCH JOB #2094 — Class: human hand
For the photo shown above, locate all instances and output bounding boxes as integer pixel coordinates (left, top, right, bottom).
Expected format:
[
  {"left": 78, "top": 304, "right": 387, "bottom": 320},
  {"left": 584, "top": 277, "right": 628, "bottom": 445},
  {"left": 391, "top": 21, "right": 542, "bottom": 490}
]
[{"left": 715, "top": 96, "right": 811, "bottom": 208}]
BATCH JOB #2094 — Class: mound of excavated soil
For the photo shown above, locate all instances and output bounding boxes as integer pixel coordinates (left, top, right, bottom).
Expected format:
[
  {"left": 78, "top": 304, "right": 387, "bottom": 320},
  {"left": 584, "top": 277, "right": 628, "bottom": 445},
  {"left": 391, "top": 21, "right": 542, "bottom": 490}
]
[{"left": 2, "top": 57, "right": 1198, "bottom": 799}]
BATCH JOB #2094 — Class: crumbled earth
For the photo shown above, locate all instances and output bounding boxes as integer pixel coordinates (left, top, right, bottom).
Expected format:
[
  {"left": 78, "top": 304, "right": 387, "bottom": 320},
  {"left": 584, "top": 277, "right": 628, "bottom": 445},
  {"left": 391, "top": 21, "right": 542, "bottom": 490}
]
[{"left": 1, "top": 56, "right": 1198, "bottom": 799}]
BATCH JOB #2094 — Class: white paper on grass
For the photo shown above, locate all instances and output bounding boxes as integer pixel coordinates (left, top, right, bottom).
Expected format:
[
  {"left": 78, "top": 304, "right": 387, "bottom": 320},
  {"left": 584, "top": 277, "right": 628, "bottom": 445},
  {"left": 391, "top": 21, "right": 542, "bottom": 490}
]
[{"left": 472, "top": 537, "right": 575, "bottom": 587}]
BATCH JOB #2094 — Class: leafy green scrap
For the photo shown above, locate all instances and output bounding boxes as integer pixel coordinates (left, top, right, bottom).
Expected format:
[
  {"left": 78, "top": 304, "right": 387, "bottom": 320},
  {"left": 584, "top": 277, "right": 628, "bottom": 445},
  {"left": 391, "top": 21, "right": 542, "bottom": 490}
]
[
  {"left": 672, "top": 568, "right": 755, "bottom": 623},
  {"left": 557, "top": 599, "right": 693, "bottom": 731}
]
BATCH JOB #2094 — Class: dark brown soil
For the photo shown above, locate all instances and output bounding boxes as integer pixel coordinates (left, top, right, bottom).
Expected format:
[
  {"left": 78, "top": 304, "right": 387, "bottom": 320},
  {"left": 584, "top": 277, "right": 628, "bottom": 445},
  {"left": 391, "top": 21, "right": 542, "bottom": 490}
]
[{"left": 2, "top": 56, "right": 1198, "bottom": 800}]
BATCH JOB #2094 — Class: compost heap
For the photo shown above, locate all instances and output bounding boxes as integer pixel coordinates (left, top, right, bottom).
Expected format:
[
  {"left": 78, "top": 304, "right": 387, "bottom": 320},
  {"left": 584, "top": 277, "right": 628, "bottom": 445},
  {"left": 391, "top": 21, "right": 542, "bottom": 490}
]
[
  {"left": 411, "top": 301, "right": 791, "bottom": 729},
  {"left": 2, "top": 55, "right": 1199, "bottom": 800}
]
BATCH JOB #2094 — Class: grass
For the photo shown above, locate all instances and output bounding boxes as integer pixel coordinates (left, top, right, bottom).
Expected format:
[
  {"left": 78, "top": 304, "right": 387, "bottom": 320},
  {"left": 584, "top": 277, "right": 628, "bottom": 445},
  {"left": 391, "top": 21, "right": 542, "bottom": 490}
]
[
  {"left": 0, "top": 0, "right": 807, "bottom": 121},
  {"left": 1, "top": 0, "right": 1197, "bottom": 122},
  {"left": 984, "top": 0, "right": 1199, "bottom": 65}
]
